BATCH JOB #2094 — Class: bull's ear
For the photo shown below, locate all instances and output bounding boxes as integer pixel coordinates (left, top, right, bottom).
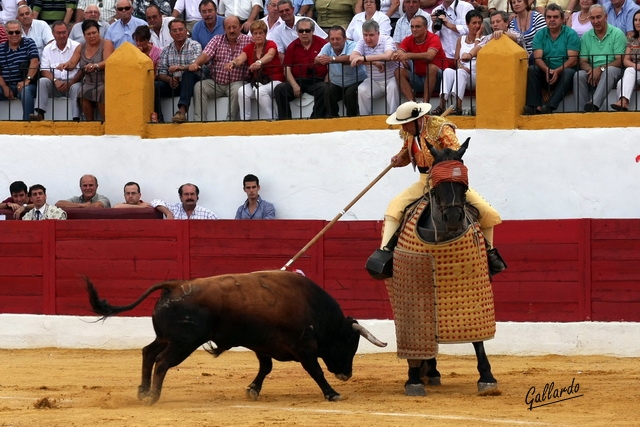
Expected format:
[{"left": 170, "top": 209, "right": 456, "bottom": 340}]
[{"left": 458, "top": 137, "right": 470, "bottom": 158}]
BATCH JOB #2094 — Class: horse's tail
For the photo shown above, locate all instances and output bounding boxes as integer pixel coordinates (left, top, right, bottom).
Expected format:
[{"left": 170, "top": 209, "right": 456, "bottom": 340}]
[{"left": 84, "top": 277, "right": 174, "bottom": 320}]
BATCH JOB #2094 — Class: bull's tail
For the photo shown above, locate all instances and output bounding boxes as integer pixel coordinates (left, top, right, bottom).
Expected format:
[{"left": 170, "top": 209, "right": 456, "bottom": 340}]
[{"left": 85, "top": 277, "right": 174, "bottom": 320}]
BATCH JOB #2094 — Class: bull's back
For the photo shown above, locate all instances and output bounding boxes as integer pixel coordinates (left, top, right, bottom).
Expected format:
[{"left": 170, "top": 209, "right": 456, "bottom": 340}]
[{"left": 172, "top": 271, "right": 341, "bottom": 325}]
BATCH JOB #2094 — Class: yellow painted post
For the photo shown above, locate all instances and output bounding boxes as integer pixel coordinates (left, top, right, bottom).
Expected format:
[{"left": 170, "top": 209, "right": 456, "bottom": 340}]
[
  {"left": 475, "top": 37, "right": 528, "bottom": 129},
  {"left": 104, "top": 42, "right": 154, "bottom": 135}
]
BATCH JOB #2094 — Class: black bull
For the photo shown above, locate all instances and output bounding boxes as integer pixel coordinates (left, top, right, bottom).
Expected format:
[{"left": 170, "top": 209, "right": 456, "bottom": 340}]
[{"left": 85, "top": 270, "right": 387, "bottom": 404}]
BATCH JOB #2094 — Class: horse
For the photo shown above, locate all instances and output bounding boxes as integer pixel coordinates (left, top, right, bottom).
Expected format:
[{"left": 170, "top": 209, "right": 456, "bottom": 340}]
[{"left": 389, "top": 137, "right": 499, "bottom": 397}]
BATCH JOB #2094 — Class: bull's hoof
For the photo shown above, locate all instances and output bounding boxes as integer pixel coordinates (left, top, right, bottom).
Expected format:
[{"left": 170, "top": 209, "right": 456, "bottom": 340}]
[
  {"left": 245, "top": 386, "right": 260, "bottom": 401},
  {"left": 427, "top": 376, "right": 441, "bottom": 386},
  {"left": 477, "top": 382, "right": 501, "bottom": 396},
  {"left": 404, "top": 383, "right": 427, "bottom": 396},
  {"left": 325, "top": 393, "right": 342, "bottom": 402}
]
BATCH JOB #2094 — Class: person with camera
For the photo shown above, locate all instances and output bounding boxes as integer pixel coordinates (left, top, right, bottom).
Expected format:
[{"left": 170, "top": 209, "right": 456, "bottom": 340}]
[{"left": 431, "top": 0, "right": 475, "bottom": 69}]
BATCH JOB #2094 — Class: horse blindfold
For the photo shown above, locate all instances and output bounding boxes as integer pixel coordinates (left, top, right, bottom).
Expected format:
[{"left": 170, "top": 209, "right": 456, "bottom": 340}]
[{"left": 430, "top": 160, "right": 469, "bottom": 188}]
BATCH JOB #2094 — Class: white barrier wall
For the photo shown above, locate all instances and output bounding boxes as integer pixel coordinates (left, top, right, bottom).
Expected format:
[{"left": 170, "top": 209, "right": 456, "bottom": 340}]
[
  {"left": 1, "top": 314, "right": 639, "bottom": 356},
  {"left": 1, "top": 127, "right": 639, "bottom": 220}
]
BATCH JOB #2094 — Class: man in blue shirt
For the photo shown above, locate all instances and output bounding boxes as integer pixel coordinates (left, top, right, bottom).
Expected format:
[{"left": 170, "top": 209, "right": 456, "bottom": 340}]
[
  {"left": 0, "top": 20, "right": 39, "bottom": 121},
  {"left": 191, "top": 0, "right": 224, "bottom": 49},
  {"left": 105, "top": 0, "right": 147, "bottom": 48},
  {"left": 605, "top": 0, "right": 640, "bottom": 35},
  {"left": 315, "top": 25, "right": 366, "bottom": 117},
  {"left": 235, "top": 174, "right": 276, "bottom": 219}
]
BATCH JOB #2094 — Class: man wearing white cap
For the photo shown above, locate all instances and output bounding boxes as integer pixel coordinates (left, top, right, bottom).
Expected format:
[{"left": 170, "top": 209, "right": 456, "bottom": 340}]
[{"left": 379, "top": 100, "right": 506, "bottom": 275}]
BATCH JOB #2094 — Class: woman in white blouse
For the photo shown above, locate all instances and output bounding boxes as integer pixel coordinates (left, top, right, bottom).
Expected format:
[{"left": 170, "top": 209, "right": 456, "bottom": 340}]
[{"left": 346, "top": 0, "right": 392, "bottom": 42}]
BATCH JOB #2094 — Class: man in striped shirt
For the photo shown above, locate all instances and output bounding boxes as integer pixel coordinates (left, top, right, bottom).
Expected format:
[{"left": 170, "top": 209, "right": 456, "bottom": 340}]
[{"left": 0, "top": 20, "right": 39, "bottom": 121}]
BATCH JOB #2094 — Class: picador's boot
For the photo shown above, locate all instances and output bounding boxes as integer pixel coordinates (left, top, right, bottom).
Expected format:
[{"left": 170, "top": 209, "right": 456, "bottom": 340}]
[
  {"left": 366, "top": 216, "right": 400, "bottom": 280},
  {"left": 487, "top": 247, "right": 507, "bottom": 277}
]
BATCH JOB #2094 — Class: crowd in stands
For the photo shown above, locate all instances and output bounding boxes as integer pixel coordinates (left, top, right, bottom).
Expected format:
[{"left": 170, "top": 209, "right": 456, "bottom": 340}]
[
  {"left": 2, "top": 0, "right": 640, "bottom": 122},
  {"left": 0, "top": 174, "right": 276, "bottom": 220}
]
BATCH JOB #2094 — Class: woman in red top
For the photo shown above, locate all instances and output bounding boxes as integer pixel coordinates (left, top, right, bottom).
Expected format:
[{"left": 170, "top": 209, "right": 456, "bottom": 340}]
[{"left": 226, "top": 20, "right": 285, "bottom": 120}]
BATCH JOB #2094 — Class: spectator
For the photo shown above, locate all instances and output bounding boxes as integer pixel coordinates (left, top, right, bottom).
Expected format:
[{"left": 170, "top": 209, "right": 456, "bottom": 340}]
[
  {"left": 316, "top": 25, "right": 366, "bottom": 117},
  {"left": 346, "top": 0, "right": 392, "bottom": 43},
  {"left": 133, "top": 0, "right": 171, "bottom": 21},
  {"left": 0, "top": 181, "right": 32, "bottom": 219},
  {"left": 155, "top": 18, "right": 203, "bottom": 123},
  {"left": 235, "top": 174, "right": 276, "bottom": 219},
  {"left": 421, "top": 0, "right": 443, "bottom": 15},
  {"left": 262, "top": 0, "right": 283, "bottom": 30},
  {"left": 1, "top": 0, "right": 23, "bottom": 26},
  {"left": 133, "top": 25, "right": 162, "bottom": 69},
  {"left": 151, "top": 183, "right": 219, "bottom": 219},
  {"left": 268, "top": 0, "right": 327, "bottom": 63},
  {"left": 55, "top": 174, "right": 111, "bottom": 209},
  {"left": 22, "top": 184, "right": 67, "bottom": 220},
  {"left": 274, "top": 18, "right": 328, "bottom": 119},
  {"left": 105, "top": 0, "right": 147, "bottom": 48},
  {"left": 394, "top": 15, "right": 447, "bottom": 110},
  {"left": 606, "top": 0, "right": 640, "bottom": 36},
  {"left": 189, "top": 15, "right": 252, "bottom": 122},
  {"left": 172, "top": 0, "right": 202, "bottom": 31},
  {"left": 433, "top": 10, "right": 484, "bottom": 115},
  {"left": 30, "top": 20, "right": 82, "bottom": 122},
  {"left": 294, "top": 0, "right": 314, "bottom": 17},
  {"left": 394, "top": 0, "right": 432, "bottom": 47},
  {"left": 350, "top": 19, "right": 398, "bottom": 115},
  {"left": 17, "top": 5, "right": 54, "bottom": 56},
  {"left": 145, "top": 4, "right": 174, "bottom": 49},
  {"left": 229, "top": 19, "right": 284, "bottom": 120},
  {"left": 431, "top": 0, "right": 475, "bottom": 68},
  {"left": 380, "top": 0, "right": 401, "bottom": 30},
  {"left": 217, "top": 0, "right": 263, "bottom": 34},
  {"left": 70, "top": 5, "right": 110, "bottom": 43},
  {"left": 32, "top": 0, "right": 76, "bottom": 25},
  {"left": 0, "top": 26, "right": 7, "bottom": 44},
  {"left": 0, "top": 20, "right": 39, "bottom": 122},
  {"left": 113, "top": 182, "right": 152, "bottom": 208},
  {"left": 573, "top": 3, "right": 626, "bottom": 112},
  {"left": 314, "top": 0, "right": 362, "bottom": 32},
  {"left": 476, "top": 10, "right": 522, "bottom": 44},
  {"left": 535, "top": 0, "right": 577, "bottom": 20},
  {"left": 76, "top": 0, "right": 118, "bottom": 24},
  {"left": 190, "top": 0, "right": 224, "bottom": 49},
  {"left": 58, "top": 20, "right": 115, "bottom": 121},
  {"left": 568, "top": 0, "right": 596, "bottom": 38},
  {"left": 508, "top": 0, "right": 547, "bottom": 56},
  {"left": 611, "top": 9, "right": 640, "bottom": 111},
  {"left": 524, "top": 4, "right": 580, "bottom": 114}
]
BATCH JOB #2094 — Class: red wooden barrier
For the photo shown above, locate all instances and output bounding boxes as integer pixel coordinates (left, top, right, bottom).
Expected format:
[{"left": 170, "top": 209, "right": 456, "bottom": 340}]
[{"left": 1, "top": 219, "right": 640, "bottom": 321}]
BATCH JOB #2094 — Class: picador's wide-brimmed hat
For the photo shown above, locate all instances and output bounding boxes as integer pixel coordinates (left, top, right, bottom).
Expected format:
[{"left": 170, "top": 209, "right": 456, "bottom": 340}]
[{"left": 386, "top": 101, "right": 432, "bottom": 125}]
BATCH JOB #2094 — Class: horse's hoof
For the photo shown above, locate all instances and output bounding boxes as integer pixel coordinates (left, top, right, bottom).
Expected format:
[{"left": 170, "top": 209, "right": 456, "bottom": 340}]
[
  {"left": 246, "top": 387, "right": 260, "bottom": 400},
  {"left": 427, "top": 376, "right": 441, "bottom": 386},
  {"left": 405, "top": 383, "right": 427, "bottom": 396},
  {"left": 477, "top": 382, "right": 501, "bottom": 396},
  {"left": 326, "top": 393, "right": 342, "bottom": 401}
]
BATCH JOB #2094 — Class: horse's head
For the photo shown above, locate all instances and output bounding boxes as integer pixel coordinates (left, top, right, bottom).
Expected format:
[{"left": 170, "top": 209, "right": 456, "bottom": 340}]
[{"left": 426, "top": 138, "right": 470, "bottom": 232}]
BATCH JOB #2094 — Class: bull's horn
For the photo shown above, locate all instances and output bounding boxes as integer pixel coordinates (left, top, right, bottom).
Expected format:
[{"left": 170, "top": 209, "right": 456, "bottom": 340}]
[{"left": 352, "top": 323, "right": 387, "bottom": 347}]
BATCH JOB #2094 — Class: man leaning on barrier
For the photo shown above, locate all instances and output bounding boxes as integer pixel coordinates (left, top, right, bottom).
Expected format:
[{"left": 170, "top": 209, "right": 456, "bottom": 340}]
[{"left": 30, "top": 20, "right": 82, "bottom": 122}]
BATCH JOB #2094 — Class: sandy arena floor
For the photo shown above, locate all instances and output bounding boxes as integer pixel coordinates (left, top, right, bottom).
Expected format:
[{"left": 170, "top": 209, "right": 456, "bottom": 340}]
[{"left": 0, "top": 348, "right": 638, "bottom": 426}]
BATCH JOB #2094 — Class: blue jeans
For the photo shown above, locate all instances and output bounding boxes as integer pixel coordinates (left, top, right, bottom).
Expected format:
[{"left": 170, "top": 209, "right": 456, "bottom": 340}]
[{"left": 0, "top": 83, "right": 36, "bottom": 121}]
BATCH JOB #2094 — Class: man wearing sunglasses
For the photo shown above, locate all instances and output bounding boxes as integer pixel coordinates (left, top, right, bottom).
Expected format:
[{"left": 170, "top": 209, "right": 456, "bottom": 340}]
[
  {"left": 274, "top": 17, "right": 328, "bottom": 119},
  {"left": 268, "top": 0, "right": 327, "bottom": 63},
  {"left": 0, "top": 20, "right": 39, "bottom": 121},
  {"left": 104, "top": 0, "right": 147, "bottom": 48}
]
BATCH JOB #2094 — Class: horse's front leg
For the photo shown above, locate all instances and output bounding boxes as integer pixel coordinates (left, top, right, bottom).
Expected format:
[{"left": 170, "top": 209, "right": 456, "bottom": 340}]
[
  {"left": 473, "top": 341, "right": 500, "bottom": 395},
  {"left": 405, "top": 359, "right": 427, "bottom": 396},
  {"left": 420, "top": 358, "right": 442, "bottom": 386}
]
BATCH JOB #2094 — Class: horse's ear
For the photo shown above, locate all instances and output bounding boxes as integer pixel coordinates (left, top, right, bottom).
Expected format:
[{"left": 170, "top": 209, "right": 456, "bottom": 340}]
[
  {"left": 458, "top": 137, "right": 470, "bottom": 158},
  {"left": 426, "top": 140, "right": 438, "bottom": 159}
]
